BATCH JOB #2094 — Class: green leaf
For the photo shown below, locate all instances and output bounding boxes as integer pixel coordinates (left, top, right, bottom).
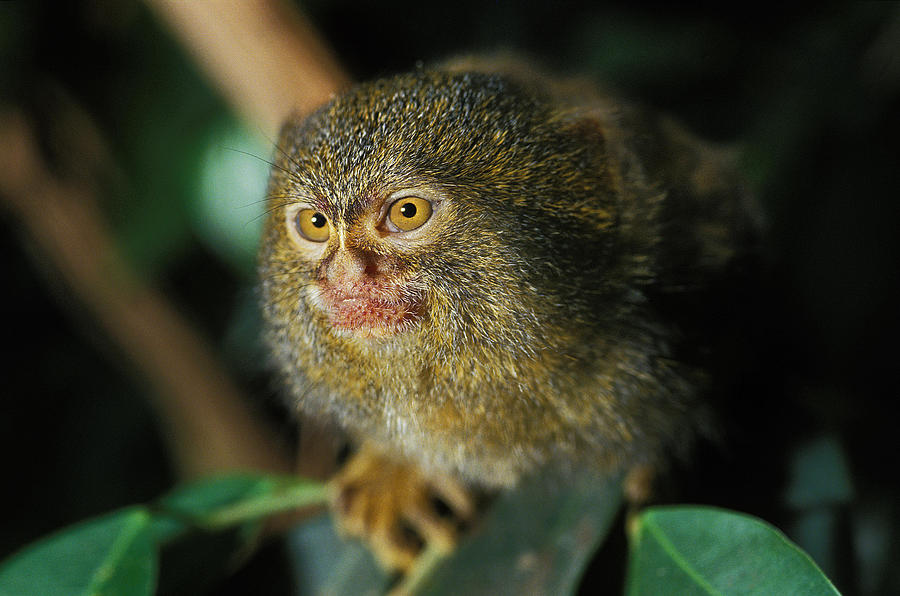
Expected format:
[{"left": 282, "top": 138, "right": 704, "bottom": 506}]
[
  {"left": 0, "top": 507, "right": 155, "bottom": 596},
  {"left": 152, "top": 473, "right": 328, "bottom": 543},
  {"left": 785, "top": 434, "right": 853, "bottom": 509},
  {"left": 415, "top": 470, "right": 622, "bottom": 595},
  {"left": 150, "top": 474, "right": 270, "bottom": 544},
  {"left": 626, "top": 506, "right": 842, "bottom": 596},
  {"left": 287, "top": 514, "right": 391, "bottom": 595},
  {"left": 286, "top": 470, "right": 622, "bottom": 595},
  {"left": 782, "top": 434, "right": 854, "bottom": 579}
]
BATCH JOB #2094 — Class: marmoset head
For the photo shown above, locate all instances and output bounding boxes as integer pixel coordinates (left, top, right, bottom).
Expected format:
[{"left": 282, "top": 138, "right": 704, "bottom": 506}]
[
  {"left": 260, "top": 69, "right": 637, "bottom": 361},
  {"left": 258, "top": 64, "right": 739, "bottom": 487}
]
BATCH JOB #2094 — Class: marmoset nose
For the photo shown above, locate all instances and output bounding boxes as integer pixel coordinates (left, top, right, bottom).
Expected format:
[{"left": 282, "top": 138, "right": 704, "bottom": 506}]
[{"left": 324, "top": 247, "right": 385, "bottom": 286}]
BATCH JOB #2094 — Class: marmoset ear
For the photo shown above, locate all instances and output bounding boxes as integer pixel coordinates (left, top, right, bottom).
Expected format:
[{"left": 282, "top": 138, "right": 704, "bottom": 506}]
[
  {"left": 640, "top": 116, "right": 763, "bottom": 289},
  {"left": 558, "top": 110, "right": 609, "bottom": 151}
]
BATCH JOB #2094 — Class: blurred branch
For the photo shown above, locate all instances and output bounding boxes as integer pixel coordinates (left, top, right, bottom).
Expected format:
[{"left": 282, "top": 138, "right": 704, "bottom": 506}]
[
  {"left": 146, "top": 0, "right": 353, "bottom": 481},
  {"left": 145, "top": 0, "right": 351, "bottom": 138},
  {"left": 0, "top": 109, "right": 291, "bottom": 479},
  {"left": 0, "top": 0, "right": 351, "bottom": 484}
]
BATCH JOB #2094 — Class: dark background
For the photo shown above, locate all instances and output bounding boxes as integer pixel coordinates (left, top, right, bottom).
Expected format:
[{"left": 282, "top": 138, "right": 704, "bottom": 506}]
[{"left": 1, "top": 1, "right": 898, "bottom": 594}]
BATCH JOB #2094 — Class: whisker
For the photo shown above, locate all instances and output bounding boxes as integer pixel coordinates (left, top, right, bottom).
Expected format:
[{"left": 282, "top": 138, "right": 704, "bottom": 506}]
[
  {"left": 243, "top": 202, "right": 295, "bottom": 226},
  {"left": 234, "top": 194, "right": 292, "bottom": 209},
  {"left": 269, "top": 139, "right": 310, "bottom": 186},
  {"left": 223, "top": 142, "right": 309, "bottom": 190},
  {"left": 224, "top": 147, "right": 278, "bottom": 169}
]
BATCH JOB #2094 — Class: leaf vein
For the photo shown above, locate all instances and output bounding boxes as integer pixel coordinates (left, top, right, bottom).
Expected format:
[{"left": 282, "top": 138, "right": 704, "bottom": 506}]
[{"left": 644, "top": 517, "right": 725, "bottom": 596}]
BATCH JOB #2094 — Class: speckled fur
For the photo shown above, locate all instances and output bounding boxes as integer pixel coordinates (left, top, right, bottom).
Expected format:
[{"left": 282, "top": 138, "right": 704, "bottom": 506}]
[{"left": 259, "top": 60, "right": 753, "bottom": 489}]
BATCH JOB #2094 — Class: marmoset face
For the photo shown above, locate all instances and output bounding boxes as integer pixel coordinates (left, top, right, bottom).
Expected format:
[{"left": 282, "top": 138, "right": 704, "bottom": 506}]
[{"left": 280, "top": 186, "right": 448, "bottom": 339}]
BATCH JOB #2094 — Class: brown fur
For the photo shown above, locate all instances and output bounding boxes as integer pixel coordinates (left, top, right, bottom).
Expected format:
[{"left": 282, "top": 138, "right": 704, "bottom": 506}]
[{"left": 259, "top": 59, "right": 754, "bottom": 490}]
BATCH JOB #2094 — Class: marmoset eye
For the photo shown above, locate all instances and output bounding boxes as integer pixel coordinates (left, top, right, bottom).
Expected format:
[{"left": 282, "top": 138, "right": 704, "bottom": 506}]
[
  {"left": 295, "top": 209, "right": 330, "bottom": 242},
  {"left": 387, "top": 197, "right": 432, "bottom": 232}
]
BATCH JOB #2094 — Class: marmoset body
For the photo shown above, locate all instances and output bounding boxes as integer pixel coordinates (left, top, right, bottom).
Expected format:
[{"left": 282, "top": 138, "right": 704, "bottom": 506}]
[{"left": 259, "top": 58, "right": 754, "bottom": 567}]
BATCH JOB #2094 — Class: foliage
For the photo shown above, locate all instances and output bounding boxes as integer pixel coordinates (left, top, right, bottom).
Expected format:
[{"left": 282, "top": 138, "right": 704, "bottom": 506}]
[
  {"left": 626, "top": 506, "right": 840, "bottom": 596},
  {"left": 0, "top": 475, "right": 326, "bottom": 596},
  {"left": 0, "top": 473, "right": 840, "bottom": 595},
  {"left": 0, "top": 508, "right": 155, "bottom": 596}
]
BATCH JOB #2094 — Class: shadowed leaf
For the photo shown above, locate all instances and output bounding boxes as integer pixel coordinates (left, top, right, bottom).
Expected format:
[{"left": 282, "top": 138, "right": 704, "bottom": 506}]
[
  {"left": 416, "top": 471, "right": 622, "bottom": 595},
  {"left": 286, "top": 470, "right": 622, "bottom": 595}
]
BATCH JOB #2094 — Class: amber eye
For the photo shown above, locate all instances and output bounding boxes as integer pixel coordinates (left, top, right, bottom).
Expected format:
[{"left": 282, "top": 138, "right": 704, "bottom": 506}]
[
  {"left": 295, "top": 209, "right": 330, "bottom": 242},
  {"left": 387, "top": 197, "right": 433, "bottom": 232}
]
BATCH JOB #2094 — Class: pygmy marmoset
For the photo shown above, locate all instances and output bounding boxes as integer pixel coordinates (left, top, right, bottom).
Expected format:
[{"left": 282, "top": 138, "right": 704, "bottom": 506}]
[{"left": 259, "top": 57, "right": 755, "bottom": 570}]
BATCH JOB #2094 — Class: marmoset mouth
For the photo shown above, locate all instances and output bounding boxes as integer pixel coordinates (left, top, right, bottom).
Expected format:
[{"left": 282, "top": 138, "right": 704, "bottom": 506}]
[{"left": 319, "top": 286, "right": 423, "bottom": 338}]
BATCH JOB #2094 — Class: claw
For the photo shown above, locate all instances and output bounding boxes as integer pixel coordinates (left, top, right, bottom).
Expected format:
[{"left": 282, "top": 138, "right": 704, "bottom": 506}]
[{"left": 328, "top": 444, "right": 476, "bottom": 571}]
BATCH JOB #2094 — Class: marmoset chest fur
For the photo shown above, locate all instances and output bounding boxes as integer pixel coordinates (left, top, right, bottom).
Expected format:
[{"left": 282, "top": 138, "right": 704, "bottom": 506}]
[{"left": 259, "top": 60, "right": 751, "bottom": 489}]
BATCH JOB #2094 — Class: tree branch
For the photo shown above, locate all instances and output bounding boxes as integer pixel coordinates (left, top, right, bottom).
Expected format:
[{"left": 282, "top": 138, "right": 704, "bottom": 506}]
[
  {"left": 146, "top": 0, "right": 351, "bottom": 138},
  {"left": 0, "top": 109, "right": 291, "bottom": 479}
]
